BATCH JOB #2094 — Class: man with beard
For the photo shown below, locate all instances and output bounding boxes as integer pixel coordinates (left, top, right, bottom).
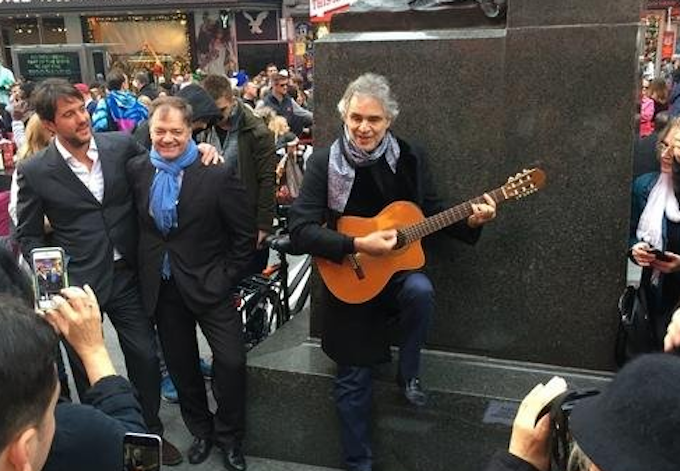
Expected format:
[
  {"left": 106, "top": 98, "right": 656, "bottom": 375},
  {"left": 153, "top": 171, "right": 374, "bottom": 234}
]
[{"left": 198, "top": 74, "right": 276, "bottom": 277}]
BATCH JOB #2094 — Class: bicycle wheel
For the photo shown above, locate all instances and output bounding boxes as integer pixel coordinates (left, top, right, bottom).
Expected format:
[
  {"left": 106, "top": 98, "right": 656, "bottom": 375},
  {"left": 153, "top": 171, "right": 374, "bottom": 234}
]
[
  {"left": 242, "top": 289, "right": 283, "bottom": 350},
  {"left": 288, "top": 255, "right": 312, "bottom": 316}
]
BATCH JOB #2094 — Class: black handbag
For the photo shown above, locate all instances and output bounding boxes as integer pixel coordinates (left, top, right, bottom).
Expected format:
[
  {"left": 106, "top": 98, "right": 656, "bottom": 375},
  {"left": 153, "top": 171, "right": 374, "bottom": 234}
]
[{"left": 615, "top": 270, "right": 657, "bottom": 366}]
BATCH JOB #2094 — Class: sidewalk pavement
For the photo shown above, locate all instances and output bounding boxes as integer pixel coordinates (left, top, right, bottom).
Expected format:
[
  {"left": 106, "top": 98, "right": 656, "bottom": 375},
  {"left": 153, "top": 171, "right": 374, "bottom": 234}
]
[{"left": 58, "top": 300, "right": 340, "bottom": 471}]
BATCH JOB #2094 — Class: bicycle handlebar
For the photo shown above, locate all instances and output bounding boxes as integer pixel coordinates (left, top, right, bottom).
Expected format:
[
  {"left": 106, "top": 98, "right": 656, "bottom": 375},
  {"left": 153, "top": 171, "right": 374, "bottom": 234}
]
[{"left": 264, "top": 234, "right": 297, "bottom": 254}]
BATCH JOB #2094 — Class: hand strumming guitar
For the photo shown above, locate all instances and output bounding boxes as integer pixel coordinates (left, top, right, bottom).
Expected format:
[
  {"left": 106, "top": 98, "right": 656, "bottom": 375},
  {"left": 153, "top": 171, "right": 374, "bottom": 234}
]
[{"left": 354, "top": 229, "right": 398, "bottom": 256}]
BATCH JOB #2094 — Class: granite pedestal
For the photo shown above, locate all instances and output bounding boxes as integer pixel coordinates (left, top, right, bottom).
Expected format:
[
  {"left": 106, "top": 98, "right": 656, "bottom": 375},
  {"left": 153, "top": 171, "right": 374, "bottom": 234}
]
[
  {"left": 311, "top": 0, "right": 643, "bottom": 371},
  {"left": 246, "top": 1, "right": 643, "bottom": 469},
  {"left": 246, "top": 311, "right": 611, "bottom": 471}
]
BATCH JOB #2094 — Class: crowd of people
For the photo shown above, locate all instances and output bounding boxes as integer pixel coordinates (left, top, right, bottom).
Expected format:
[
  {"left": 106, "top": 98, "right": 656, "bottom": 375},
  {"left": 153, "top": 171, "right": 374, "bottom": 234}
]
[
  {"left": 0, "top": 61, "right": 313, "bottom": 471},
  {"left": 0, "top": 56, "right": 680, "bottom": 471}
]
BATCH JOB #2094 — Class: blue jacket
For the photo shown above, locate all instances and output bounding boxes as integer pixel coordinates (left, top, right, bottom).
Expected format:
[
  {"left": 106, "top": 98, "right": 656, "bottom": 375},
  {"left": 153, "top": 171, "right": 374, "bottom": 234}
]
[{"left": 92, "top": 90, "right": 148, "bottom": 132}]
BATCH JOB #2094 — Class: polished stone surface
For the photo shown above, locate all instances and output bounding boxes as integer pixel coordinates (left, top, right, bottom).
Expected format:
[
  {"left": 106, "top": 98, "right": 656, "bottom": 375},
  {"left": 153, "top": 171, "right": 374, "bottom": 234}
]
[
  {"left": 312, "top": 0, "right": 641, "bottom": 371},
  {"left": 332, "top": 4, "right": 503, "bottom": 32},
  {"left": 509, "top": 0, "right": 643, "bottom": 28},
  {"left": 246, "top": 312, "right": 611, "bottom": 471}
]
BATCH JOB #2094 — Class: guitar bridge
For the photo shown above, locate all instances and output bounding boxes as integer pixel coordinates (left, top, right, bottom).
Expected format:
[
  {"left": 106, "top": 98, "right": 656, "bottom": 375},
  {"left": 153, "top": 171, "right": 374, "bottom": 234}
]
[{"left": 347, "top": 254, "right": 365, "bottom": 280}]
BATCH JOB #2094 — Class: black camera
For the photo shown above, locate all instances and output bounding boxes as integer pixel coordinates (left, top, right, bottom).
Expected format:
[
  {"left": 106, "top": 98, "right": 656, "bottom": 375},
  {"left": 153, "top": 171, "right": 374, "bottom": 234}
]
[{"left": 537, "top": 389, "right": 601, "bottom": 471}]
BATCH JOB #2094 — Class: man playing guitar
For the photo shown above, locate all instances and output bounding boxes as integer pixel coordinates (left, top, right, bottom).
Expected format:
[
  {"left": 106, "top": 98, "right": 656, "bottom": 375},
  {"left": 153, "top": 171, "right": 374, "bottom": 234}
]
[{"left": 289, "top": 73, "right": 497, "bottom": 471}]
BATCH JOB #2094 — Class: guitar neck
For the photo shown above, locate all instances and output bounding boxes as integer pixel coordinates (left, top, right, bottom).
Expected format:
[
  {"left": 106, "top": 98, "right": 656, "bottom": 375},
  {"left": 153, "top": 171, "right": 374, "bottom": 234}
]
[{"left": 399, "top": 187, "right": 507, "bottom": 245}]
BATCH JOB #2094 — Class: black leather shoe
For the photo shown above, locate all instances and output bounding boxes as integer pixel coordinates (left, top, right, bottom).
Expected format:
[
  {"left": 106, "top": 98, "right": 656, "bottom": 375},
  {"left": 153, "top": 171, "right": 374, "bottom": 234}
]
[
  {"left": 188, "top": 437, "right": 213, "bottom": 464},
  {"left": 399, "top": 377, "right": 427, "bottom": 407},
  {"left": 222, "top": 444, "right": 247, "bottom": 471},
  {"left": 162, "top": 438, "right": 184, "bottom": 466}
]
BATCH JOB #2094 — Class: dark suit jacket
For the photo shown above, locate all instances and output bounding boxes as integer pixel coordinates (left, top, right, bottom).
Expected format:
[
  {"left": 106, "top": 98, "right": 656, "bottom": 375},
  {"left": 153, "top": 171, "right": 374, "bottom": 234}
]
[
  {"left": 126, "top": 154, "right": 256, "bottom": 315},
  {"left": 15, "top": 132, "right": 146, "bottom": 305}
]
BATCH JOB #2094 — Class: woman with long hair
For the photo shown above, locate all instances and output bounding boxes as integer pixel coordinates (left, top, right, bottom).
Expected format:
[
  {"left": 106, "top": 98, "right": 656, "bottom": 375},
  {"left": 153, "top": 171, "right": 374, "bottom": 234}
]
[{"left": 9, "top": 113, "right": 52, "bottom": 224}]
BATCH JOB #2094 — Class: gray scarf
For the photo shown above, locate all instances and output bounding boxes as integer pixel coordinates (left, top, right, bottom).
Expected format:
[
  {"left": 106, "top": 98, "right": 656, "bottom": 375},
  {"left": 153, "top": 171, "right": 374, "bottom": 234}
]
[{"left": 328, "top": 127, "right": 400, "bottom": 213}]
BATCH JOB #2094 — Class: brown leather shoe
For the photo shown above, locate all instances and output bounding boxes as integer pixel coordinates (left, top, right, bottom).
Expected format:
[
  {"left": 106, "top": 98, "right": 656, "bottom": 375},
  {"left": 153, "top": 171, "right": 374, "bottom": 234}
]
[{"left": 162, "top": 438, "right": 184, "bottom": 466}]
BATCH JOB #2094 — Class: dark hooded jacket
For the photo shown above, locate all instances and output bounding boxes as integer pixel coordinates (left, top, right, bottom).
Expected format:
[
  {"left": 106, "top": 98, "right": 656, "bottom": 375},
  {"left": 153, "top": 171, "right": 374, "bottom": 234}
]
[{"left": 196, "top": 101, "right": 277, "bottom": 232}]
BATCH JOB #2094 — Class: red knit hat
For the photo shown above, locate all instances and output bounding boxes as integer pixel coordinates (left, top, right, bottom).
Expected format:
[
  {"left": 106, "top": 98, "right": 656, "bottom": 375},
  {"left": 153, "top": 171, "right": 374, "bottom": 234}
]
[{"left": 74, "top": 83, "right": 89, "bottom": 95}]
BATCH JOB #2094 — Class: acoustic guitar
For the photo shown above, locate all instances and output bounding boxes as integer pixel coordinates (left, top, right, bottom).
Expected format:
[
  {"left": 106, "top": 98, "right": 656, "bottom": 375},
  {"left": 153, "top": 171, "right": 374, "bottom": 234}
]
[{"left": 315, "top": 168, "right": 546, "bottom": 304}]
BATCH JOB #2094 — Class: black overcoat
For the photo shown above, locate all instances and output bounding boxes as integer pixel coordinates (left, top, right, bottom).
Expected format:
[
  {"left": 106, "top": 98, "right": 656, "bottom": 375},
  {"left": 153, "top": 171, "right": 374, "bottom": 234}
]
[{"left": 289, "top": 137, "right": 480, "bottom": 366}]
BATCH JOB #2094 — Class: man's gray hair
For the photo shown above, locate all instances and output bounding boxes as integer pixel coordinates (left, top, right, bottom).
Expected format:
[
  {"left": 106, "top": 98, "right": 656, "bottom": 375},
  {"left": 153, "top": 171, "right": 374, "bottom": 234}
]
[{"left": 337, "top": 73, "right": 400, "bottom": 121}]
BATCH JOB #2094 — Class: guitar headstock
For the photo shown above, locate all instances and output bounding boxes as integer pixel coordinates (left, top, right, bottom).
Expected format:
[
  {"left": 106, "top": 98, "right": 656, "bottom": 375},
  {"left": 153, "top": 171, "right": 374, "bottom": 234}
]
[{"left": 502, "top": 168, "right": 546, "bottom": 200}]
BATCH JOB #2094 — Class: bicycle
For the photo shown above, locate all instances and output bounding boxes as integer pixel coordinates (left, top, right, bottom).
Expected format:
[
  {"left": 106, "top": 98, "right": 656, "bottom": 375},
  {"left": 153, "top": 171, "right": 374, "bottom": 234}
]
[
  {"left": 237, "top": 209, "right": 312, "bottom": 350},
  {"left": 236, "top": 140, "right": 313, "bottom": 350}
]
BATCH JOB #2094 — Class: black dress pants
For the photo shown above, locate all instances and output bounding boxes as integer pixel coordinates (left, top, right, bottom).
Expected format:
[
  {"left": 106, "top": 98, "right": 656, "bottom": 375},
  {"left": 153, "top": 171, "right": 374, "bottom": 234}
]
[
  {"left": 155, "top": 277, "right": 246, "bottom": 449},
  {"left": 63, "top": 265, "right": 163, "bottom": 434}
]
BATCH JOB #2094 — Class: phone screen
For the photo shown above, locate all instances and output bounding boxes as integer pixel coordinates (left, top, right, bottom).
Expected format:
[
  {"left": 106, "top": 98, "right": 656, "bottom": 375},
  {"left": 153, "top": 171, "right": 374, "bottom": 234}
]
[
  {"left": 31, "top": 248, "right": 67, "bottom": 310},
  {"left": 123, "top": 433, "right": 161, "bottom": 471}
]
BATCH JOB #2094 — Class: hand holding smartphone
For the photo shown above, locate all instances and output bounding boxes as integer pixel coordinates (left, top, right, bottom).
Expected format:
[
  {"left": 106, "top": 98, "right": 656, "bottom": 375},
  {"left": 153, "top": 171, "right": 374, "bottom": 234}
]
[
  {"left": 31, "top": 247, "right": 68, "bottom": 311},
  {"left": 647, "top": 247, "right": 672, "bottom": 262},
  {"left": 124, "top": 433, "right": 162, "bottom": 471}
]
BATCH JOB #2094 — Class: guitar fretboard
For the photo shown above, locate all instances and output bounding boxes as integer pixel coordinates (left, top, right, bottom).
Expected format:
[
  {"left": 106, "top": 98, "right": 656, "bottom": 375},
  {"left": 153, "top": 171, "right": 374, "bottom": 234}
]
[{"left": 398, "top": 187, "right": 506, "bottom": 245}]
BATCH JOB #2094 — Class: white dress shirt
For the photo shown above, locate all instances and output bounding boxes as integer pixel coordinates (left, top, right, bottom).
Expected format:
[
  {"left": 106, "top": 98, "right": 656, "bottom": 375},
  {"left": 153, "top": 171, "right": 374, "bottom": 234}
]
[{"left": 55, "top": 136, "right": 122, "bottom": 261}]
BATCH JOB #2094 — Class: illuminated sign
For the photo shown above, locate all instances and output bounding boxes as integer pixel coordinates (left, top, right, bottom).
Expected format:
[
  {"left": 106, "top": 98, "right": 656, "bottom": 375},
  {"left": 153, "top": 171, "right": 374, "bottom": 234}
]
[
  {"left": 309, "top": 0, "right": 354, "bottom": 18},
  {"left": 17, "top": 51, "right": 81, "bottom": 82}
]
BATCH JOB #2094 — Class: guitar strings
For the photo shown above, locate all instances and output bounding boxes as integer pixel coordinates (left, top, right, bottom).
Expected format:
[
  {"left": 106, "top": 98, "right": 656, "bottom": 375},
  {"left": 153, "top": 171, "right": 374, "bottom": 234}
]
[{"left": 398, "top": 188, "right": 505, "bottom": 244}]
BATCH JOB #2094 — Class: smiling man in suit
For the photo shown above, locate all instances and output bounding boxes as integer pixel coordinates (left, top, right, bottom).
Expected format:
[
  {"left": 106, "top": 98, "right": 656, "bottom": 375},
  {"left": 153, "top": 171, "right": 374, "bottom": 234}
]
[
  {"left": 14, "top": 79, "right": 184, "bottom": 465},
  {"left": 126, "top": 96, "right": 255, "bottom": 471}
]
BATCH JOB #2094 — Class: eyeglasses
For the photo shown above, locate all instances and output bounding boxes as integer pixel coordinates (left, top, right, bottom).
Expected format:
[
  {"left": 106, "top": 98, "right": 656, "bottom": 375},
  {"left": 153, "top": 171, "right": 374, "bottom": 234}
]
[
  {"left": 657, "top": 141, "right": 672, "bottom": 154},
  {"left": 276, "top": 83, "right": 289, "bottom": 88}
]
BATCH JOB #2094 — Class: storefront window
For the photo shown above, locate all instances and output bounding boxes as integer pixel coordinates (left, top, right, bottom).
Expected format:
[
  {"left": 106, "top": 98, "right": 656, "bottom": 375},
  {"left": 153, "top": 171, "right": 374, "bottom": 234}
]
[
  {"left": 84, "top": 13, "right": 191, "bottom": 79},
  {"left": 42, "top": 17, "right": 67, "bottom": 44},
  {"left": 194, "top": 10, "right": 238, "bottom": 76},
  {"left": 11, "top": 18, "right": 40, "bottom": 45}
]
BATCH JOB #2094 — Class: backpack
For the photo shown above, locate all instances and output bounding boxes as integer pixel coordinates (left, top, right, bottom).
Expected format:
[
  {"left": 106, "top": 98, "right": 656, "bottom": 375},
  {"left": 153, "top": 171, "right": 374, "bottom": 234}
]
[{"left": 105, "top": 96, "right": 139, "bottom": 134}]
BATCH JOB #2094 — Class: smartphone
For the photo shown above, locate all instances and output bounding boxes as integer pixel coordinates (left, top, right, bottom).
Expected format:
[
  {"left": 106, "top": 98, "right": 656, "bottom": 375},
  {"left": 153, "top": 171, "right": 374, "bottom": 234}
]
[
  {"left": 647, "top": 248, "right": 672, "bottom": 262},
  {"left": 30, "top": 247, "right": 68, "bottom": 311},
  {"left": 123, "top": 433, "right": 162, "bottom": 471}
]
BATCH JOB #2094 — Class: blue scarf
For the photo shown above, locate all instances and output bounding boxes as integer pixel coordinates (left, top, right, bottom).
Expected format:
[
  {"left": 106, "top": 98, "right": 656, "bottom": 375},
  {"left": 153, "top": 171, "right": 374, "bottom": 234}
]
[{"left": 149, "top": 139, "right": 199, "bottom": 278}]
